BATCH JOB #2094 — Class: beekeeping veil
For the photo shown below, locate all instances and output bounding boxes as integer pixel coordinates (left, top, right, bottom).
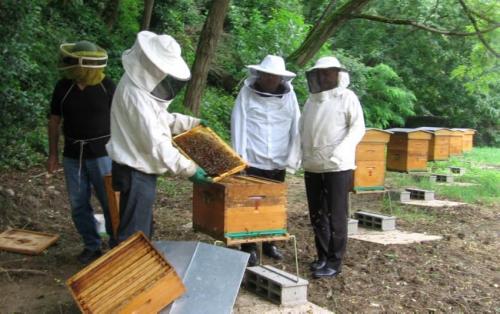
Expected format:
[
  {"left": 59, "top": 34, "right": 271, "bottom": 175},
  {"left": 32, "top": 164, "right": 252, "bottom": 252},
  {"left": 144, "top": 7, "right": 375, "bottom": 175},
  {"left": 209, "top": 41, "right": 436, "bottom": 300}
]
[
  {"left": 305, "top": 56, "right": 350, "bottom": 94},
  {"left": 59, "top": 40, "right": 108, "bottom": 85},
  {"left": 122, "top": 31, "right": 191, "bottom": 101}
]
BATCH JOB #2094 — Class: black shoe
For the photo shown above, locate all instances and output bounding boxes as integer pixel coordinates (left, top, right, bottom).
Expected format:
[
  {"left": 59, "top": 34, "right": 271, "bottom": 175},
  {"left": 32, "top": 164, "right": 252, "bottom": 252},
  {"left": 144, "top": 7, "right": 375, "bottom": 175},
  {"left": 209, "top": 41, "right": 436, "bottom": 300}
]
[
  {"left": 77, "top": 248, "right": 102, "bottom": 264},
  {"left": 309, "top": 259, "right": 327, "bottom": 271},
  {"left": 246, "top": 250, "right": 259, "bottom": 267},
  {"left": 312, "top": 265, "right": 340, "bottom": 279},
  {"left": 262, "top": 243, "right": 283, "bottom": 260}
]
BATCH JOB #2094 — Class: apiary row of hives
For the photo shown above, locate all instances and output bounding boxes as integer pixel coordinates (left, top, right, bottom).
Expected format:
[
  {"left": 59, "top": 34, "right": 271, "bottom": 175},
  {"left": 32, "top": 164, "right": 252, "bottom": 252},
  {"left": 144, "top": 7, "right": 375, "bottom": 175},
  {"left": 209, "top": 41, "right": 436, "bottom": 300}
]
[{"left": 353, "top": 127, "right": 475, "bottom": 192}]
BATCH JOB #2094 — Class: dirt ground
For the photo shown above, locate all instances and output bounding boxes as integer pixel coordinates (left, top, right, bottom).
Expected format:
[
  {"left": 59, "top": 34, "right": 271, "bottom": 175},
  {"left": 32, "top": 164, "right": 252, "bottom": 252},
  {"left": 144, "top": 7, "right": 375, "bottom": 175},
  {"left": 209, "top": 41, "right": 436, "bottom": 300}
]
[{"left": 0, "top": 167, "right": 499, "bottom": 313}]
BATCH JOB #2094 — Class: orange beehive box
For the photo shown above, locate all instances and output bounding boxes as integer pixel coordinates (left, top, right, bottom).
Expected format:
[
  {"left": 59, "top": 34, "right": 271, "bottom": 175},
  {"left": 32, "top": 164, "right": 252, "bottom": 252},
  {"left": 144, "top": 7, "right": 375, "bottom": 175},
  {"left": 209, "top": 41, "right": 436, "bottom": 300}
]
[
  {"left": 67, "top": 232, "right": 185, "bottom": 314},
  {"left": 449, "top": 129, "right": 465, "bottom": 156},
  {"left": 417, "top": 127, "right": 453, "bottom": 161},
  {"left": 385, "top": 128, "right": 432, "bottom": 172},
  {"left": 193, "top": 175, "right": 288, "bottom": 245},
  {"left": 354, "top": 128, "right": 392, "bottom": 192},
  {"left": 173, "top": 125, "right": 247, "bottom": 182},
  {"left": 452, "top": 128, "right": 476, "bottom": 152}
]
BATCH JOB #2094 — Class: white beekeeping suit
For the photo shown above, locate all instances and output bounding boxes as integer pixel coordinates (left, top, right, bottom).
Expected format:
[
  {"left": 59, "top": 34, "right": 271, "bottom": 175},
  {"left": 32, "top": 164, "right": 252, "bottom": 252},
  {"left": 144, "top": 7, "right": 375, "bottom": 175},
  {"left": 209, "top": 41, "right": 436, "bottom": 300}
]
[
  {"left": 300, "top": 56, "right": 365, "bottom": 172},
  {"left": 106, "top": 31, "right": 200, "bottom": 177},
  {"left": 231, "top": 55, "right": 301, "bottom": 173}
]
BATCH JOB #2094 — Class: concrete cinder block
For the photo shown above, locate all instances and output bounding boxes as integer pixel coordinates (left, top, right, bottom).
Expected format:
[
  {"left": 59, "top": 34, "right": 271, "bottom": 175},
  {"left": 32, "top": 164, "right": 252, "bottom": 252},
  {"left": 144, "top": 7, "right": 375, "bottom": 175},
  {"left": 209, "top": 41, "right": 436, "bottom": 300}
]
[
  {"left": 348, "top": 219, "right": 358, "bottom": 235},
  {"left": 405, "top": 188, "right": 435, "bottom": 201},
  {"left": 433, "top": 174, "right": 454, "bottom": 183},
  {"left": 390, "top": 190, "right": 411, "bottom": 202},
  {"left": 245, "top": 265, "right": 309, "bottom": 306},
  {"left": 354, "top": 211, "right": 396, "bottom": 231},
  {"left": 449, "top": 166, "right": 465, "bottom": 175}
]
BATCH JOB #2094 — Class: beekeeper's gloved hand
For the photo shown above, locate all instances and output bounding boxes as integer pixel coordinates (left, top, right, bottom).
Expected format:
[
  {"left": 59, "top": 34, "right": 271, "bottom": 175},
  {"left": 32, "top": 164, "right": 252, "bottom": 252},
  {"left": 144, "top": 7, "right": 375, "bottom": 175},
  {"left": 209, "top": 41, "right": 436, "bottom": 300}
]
[
  {"left": 199, "top": 119, "right": 209, "bottom": 127},
  {"left": 188, "top": 167, "right": 213, "bottom": 184}
]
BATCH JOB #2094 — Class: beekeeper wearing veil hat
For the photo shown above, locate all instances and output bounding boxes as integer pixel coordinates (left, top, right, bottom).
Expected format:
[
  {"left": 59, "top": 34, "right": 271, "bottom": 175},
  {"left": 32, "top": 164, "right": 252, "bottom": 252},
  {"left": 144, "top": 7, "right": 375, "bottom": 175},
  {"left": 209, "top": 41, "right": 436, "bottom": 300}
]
[
  {"left": 231, "top": 55, "right": 301, "bottom": 266},
  {"left": 106, "top": 31, "right": 212, "bottom": 245},
  {"left": 48, "top": 40, "right": 116, "bottom": 264},
  {"left": 300, "top": 56, "right": 365, "bottom": 279}
]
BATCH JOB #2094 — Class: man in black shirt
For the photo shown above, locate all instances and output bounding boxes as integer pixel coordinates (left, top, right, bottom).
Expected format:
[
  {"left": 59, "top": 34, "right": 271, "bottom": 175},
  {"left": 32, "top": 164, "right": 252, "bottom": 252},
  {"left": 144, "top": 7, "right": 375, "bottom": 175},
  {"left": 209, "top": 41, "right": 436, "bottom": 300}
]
[{"left": 47, "top": 41, "right": 116, "bottom": 264}]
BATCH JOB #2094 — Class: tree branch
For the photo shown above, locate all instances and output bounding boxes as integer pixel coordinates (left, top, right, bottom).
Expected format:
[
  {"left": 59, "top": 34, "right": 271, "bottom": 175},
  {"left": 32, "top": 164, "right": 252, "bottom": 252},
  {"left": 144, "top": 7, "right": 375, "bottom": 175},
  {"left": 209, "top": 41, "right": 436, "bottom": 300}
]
[
  {"left": 312, "top": 0, "right": 337, "bottom": 31},
  {"left": 468, "top": 7, "right": 498, "bottom": 24},
  {"left": 457, "top": 0, "right": 499, "bottom": 58},
  {"left": 350, "top": 13, "right": 500, "bottom": 36}
]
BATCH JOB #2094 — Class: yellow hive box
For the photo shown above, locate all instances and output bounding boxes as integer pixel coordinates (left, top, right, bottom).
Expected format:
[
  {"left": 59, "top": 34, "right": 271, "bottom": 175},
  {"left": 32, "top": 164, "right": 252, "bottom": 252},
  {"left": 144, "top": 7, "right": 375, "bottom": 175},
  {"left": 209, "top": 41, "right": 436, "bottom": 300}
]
[
  {"left": 354, "top": 128, "right": 392, "bottom": 192},
  {"left": 67, "top": 232, "right": 185, "bottom": 314},
  {"left": 193, "top": 175, "right": 288, "bottom": 245}
]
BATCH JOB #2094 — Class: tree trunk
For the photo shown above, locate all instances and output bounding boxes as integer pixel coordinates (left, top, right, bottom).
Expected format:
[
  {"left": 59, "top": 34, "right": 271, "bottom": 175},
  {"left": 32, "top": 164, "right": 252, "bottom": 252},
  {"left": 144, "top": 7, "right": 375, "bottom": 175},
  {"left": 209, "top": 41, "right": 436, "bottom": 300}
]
[
  {"left": 184, "top": 0, "right": 230, "bottom": 116},
  {"left": 103, "top": 0, "right": 120, "bottom": 29},
  {"left": 141, "top": 0, "right": 154, "bottom": 30},
  {"left": 287, "top": 0, "right": 371, "bottom": 67}
]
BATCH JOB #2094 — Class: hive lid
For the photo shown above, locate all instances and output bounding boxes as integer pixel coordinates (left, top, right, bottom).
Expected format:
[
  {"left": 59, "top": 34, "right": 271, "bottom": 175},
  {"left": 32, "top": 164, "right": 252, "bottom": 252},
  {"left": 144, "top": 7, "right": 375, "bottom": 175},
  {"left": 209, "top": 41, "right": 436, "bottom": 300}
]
[
  {"left": 385, "top": 128, "right": 432, "bottom": 134},
  {"left": 0, "top": 229, "right": 59, "bottom": 255},
  {"left": 366, "top": 127, "right": 393, "bottom": 134},
  {"left": 416, "top": 126, "right": 450, "bottom": 131},
  {"left": 155, "top": 241, "right": 249, "bottom": 314}
]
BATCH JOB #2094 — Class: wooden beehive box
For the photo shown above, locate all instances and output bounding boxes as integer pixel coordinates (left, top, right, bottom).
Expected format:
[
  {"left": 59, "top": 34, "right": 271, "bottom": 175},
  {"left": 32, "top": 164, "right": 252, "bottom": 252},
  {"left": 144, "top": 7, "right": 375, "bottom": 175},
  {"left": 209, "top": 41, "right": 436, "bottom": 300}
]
[
  {"left": 449, "top": 129, "right": 465, "bottom": 156},
  {"left": 173, "top": 125, "right": 247, "bottom": 182},
  {"left": 353, "top": 128, "right": 392, "bottom": 192},
  {"left": 417, "top": 127, "right": 453, "bottom": 161},
  {"left": 67, "top": 232, "right": 185, "bottom": 314},
  {"left": 453, "top": 128, "right": 476, "bottom": 152},
  {"left": 385, "top": 128, "right": 432, "bottom": 172},
  {"left": 193, "top": 175, "right": 288, "bottom": 245}
]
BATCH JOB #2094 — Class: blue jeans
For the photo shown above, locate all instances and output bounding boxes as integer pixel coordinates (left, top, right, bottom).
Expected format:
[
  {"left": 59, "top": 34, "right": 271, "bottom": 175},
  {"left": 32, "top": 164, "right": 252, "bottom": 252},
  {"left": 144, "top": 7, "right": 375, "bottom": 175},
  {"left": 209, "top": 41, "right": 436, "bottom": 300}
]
[
  {"left": 63, "top": 156, "right": 113, "bottom": 251},
  {"left": 111, "top": 162, "right": 157, "bottom": 245}
]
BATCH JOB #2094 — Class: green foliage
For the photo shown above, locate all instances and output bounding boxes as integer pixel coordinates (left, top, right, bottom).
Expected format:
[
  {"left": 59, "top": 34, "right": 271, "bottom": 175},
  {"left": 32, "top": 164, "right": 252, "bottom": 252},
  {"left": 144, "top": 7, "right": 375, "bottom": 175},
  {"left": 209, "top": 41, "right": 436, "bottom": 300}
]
[
  {"left": 229, "top": 4, "right": 309, "bottom": 77},
  {"left": 199, "top": 88, "right": 235, "bottom": 142},
  {"left": 333, "top": 0, "right": 498, "bottom": 146},
  {"left": 0, "top": 0, "right": 498, "bottom": 170},
  {"left": 362, "top": 64, "right": 416, "bottom": 128}
]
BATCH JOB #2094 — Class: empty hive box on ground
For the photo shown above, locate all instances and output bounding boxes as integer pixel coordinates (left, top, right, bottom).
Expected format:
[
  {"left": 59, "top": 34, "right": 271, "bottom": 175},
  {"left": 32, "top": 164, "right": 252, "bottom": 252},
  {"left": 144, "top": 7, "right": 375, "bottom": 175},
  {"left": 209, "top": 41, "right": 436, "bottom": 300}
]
[
  {"left": 448, "top": 129, "right": 465, "bottom": 156},
  {"left": 385, "top": 128, "right": 432, "bottom": 172},
  {"left": 416, "top": 127, "right": 453, "bottom": 161},
  {"left": 67, "top": 232, "right": 185, "bottom": 314},
  {"left": 173, "top": 125, "right": 247, "bottom": 182},
  {"left": 452, "top": 128, "right": 476, "bottom": 152},
  {"left": 193, "top": 175, "right": 288, "bottom": 245},
  {"left": 353, "top": 128, "right": 392, "bottom": 192}
]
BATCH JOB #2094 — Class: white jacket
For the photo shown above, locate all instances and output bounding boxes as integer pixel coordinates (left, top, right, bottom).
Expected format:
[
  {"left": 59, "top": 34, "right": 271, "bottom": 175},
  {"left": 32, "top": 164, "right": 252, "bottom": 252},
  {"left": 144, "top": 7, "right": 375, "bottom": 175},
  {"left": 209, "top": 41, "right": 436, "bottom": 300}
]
[
  {"left": 106, "top": 43, "right": 199, "bottom": 176},
  {"left": 231, "top": 78, "right": 301, "bottom": 172},
  {"left": 300, "top": 82, "right": 365, "bottom": 173}
]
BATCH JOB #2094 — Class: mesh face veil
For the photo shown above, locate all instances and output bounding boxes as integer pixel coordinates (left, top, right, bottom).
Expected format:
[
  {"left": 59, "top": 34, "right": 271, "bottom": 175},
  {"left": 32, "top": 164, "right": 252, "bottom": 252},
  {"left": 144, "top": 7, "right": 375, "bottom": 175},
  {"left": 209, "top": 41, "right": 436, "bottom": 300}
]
[
  {"left": 151, "top": 75, "right": 188, "bottom": 100},
  {"left": 59, "top": 43, "right": 108, "bottom": 70},
  {"left": 58, "top": 41, "right": 108, "bottom": 85},
  {"left": 306, "top": 68, "right": 346, "bottom": 94}
]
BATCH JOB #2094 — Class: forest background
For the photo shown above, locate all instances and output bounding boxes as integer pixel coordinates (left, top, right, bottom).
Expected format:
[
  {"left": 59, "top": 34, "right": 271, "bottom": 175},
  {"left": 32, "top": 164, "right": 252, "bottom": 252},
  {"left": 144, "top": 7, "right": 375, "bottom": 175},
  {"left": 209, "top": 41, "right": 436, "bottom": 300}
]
[{"left": 0, "top": 0, "right": 498, "bottom": 169}]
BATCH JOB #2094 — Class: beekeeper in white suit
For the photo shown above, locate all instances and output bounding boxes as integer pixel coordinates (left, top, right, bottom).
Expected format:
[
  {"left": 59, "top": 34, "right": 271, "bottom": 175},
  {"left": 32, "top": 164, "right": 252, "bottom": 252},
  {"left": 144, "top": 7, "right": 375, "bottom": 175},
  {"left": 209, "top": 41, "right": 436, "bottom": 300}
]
[
  {"left": 231, "top": 55, "right": 301, "bottom": 266},
  {"left": 301, "top": 56, "right": 365, "bottom": 279},
  {"left": 106, "top": 31, "right": 212, "bottom": 245}
]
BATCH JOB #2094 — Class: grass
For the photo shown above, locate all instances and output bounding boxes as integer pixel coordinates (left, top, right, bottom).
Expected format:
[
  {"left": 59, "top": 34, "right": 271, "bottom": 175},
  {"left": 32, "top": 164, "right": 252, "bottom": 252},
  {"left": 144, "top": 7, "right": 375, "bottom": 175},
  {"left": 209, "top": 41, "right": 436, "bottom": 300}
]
[
  {"left": 157, "top": 175, "right": 191, "bottom": 197},
  {"left": 381, "top": 197, "right": 437, "bottom": 223},
  {"left": 386, "top": 147, "right": 500, "bottom": 205}
]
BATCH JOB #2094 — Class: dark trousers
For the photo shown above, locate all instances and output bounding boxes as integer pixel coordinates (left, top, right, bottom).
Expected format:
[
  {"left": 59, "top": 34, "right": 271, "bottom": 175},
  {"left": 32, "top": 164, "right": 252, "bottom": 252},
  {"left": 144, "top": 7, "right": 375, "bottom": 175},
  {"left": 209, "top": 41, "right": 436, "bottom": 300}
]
[
  {"left": 304, "top": 170, "right": 353, "bottom": 270},
  {"left": 111, "top": 162, "right": 158, "bottom": 245},
  {"left": 246, "top": 167, "right": 286, "bottom": 182},
  {"left": 241, "top": 167, "right": 286, "bottom": 252}
]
